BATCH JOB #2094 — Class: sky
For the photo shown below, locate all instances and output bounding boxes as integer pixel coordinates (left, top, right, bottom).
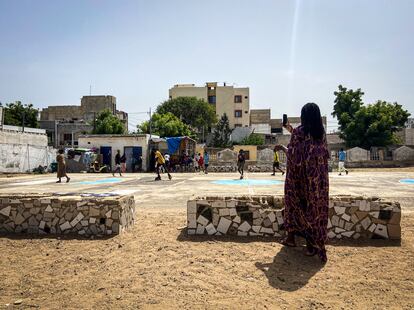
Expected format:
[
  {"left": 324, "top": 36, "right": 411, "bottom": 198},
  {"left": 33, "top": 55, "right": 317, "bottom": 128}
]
[{"left": 0, "top": 0, "right": 413, "bottom": 132}]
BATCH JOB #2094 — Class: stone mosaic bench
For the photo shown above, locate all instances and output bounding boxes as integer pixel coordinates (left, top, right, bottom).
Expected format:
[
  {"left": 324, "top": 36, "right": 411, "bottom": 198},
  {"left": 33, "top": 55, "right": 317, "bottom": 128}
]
[
  {"left": 0, "top": 194, "right": 135, "bottom": 236},
  {"left": 187, "top": 195, "right": 401, "bottom": 240}
]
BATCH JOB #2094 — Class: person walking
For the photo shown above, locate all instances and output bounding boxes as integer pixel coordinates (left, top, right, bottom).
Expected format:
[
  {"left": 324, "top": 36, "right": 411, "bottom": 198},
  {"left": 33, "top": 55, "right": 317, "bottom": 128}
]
[
  {"left": 271, "top": 146, "right": 285, "bottom": 176},
  {"left": 120, "top": 153, "right": 127, "bottom": 173},
  {"left": 112, "top": 150, "right": 122, "bottom": 176},
  {"left": 154, "top": 149, "right": 172, "bottom": 181},
  {"left": 338, "top": 148, "right": 348, "bottom": 175},
  {"left": 56, "top": 149, "right": 70, "bottom": 183},
  {"left": 198, "top": 153, "right": 204, "bottom": 173},
  {"left": 279, "top": 102, "right": 329, "bottom": 263},
  {"left": 237, "top": 149, "right": 246, "bottom": 179},
  {"left": 204, "top": 150, "right": 210, "bottom": 174}
]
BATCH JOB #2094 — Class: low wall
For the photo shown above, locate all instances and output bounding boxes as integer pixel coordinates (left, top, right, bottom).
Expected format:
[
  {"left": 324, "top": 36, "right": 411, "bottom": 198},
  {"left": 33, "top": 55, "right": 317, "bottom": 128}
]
[
  {"left": 187, "top": 195, "right": 401, "bottom": 240},
  {"left": 0, "top": 194, "right": 135, "bottom": 236}
]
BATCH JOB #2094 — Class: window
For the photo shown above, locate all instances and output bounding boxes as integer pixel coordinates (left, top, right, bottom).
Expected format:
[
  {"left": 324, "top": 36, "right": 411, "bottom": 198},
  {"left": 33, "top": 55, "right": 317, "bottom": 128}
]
[
  {"left": 243, "top": 151, "right": 250, "bottom": 160},
  {"left": 271, "top": 128, "right": 283, "bottom": 134},
  {"left": 208, "top": 96, "right": 216, "bottom": 104},
  {"left": 63, "top": 133, "right": 72, "bottom": 141},
  {"left": 234, "top": 124, "right": 242, "bottom": 127},
  {"left": 234, "top": 95, "right": 242, "bottom": 103},
  {"left": 234, "top": 110, "right": 242, "bottom": 118}
]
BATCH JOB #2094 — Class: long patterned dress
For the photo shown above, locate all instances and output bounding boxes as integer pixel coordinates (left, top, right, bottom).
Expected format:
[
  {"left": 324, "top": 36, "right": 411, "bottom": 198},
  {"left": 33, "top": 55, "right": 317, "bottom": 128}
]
[
  {"left": 56, "top": 154, "right": 67, "bottom": 178},
  {"left": 284, "top": 125, "right": 330, "bottom": 261}
]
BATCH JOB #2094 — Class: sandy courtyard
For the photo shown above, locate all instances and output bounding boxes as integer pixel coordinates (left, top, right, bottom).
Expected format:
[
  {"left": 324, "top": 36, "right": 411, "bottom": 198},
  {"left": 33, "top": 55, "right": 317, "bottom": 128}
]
[{"left": 0, "top": 170, "right": 414, "bottom": 309}]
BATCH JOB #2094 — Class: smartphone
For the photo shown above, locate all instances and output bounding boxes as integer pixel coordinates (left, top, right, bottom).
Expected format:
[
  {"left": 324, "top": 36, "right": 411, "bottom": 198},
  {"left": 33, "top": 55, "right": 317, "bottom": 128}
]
[{"left": 282, "top": 114, "right": 288, "bottom": 127}]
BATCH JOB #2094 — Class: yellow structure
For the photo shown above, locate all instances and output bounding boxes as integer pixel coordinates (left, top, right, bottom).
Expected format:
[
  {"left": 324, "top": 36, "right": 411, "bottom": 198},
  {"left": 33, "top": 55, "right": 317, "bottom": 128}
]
[
  {"left": 169, "top": 82, "right": 250, "bottom": 129},
  {"left": 233, "top": 145, "right": 257, "bottom": 161}
]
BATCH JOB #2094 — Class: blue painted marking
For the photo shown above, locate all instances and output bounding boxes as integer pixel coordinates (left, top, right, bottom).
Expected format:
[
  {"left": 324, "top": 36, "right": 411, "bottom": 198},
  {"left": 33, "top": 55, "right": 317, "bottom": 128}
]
[
  {"left": 212, "top": 179, "right": 283, "bottom": 186},
  {"left": 78, "top": 178, "right": 123, "bottom": 185},
  {"left": 399, "top": 179, "right": 414, "bottom": 184}
]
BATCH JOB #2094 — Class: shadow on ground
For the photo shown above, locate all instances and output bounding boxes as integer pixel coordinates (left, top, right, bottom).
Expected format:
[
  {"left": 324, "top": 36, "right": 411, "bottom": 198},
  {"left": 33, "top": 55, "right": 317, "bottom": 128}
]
[
  {"left": 176, "top": 228, "right": 401, "bottom": 247},
  {"left": 255, "top": 246, "right": 324, "bottom": 291}
]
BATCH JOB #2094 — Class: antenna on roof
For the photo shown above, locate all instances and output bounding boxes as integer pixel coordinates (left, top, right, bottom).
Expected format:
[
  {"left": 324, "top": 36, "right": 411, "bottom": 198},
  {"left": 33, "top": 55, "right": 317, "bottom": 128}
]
[{"left": 89, "top": 85, "right": 92, "bottom": 96}]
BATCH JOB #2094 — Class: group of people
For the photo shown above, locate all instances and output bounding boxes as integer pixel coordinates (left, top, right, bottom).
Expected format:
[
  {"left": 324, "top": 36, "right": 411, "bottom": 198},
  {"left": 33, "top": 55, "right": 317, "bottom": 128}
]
[{"left": 54, "top": 102, "right": 338, "bottom": 263}]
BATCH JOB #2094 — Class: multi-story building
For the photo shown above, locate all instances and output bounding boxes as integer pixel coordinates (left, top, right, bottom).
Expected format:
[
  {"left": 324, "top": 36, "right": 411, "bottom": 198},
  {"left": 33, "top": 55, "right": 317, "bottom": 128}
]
[
  {"left": 169, "top": 82, "right": 250, "bottom": 129},
  {"left": 39, "top": 95, "right": 128, "bottom": 147}
]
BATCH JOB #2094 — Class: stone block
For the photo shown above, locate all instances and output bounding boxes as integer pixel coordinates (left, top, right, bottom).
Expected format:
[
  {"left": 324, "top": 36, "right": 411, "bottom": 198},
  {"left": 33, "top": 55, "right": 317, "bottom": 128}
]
[
  {"left": 341, "top": 213, "right": 351, "bottom": 222},
  {"left": 341, "top": 231, "right": 354, "bottom": 238},
  {"left": 369, "top": 211, "right": 379, "bottom": 219},
  {"left": 233, "top": 216, "right": 241, "bottom": 224},
  {"left": 45, "top": 205, "right": 53, "bottom": 212},
  {"left": 187, "top": 229, "right": 196, "bottom": 235},
  {"left": 229, "top": 208, "right": 237, "bottom": 217},
  {"left": 253, "top": 218, "right": 263, "bottom": 226},
  {"left": 15, "top": 213, "right": 25, "bottom": 225},
  {"left": 327, "top": 231, "right": 336, "bottom": 239},
  {"left": 345, "top": 222, "right": 354, "bottom": 231},
  {"left": 334, "top": 227, "right": 346, "bottom": 233},
  {"left": 374, "top": 224, "right": 388, "bottom": 238},
  {"left": 196, "top": 224, "right": 205, "bottom": 235},
  {"left": 238, "top": 221, "right": 251, "bottom": 232},
  {"left": 331, "top": 215, "right": 340, "bottom": 227},
  {"left": 267, "top": 212, "right": 276, "bottom": 223},
  {"left": 238, "top": 231, "right": 248, "bottom": 236},
  {"left": 187, "top": 201, "right": 197, "bottom": 214},
  {"left": 211, "top": 201, "right": 226, "bottom": 209},
  {"left": 334, "top": 206, "right": 346, "bottom": 215},
  {"left": 0, "top": 206, "right": 11, "bottom": 217},
  {"left": 205, "top": 223, "right": 217, "bottom": 235},
  {"left": 217, "top": 218, "right": 232, "bottom": 234},
  {"left": 219, "top": 208, "right": 230, "bottom": 217},
  {"left": 252, "top": 225, "right": 261, "bottom": 233},
  {"left": 338, "top": 219, "right": 345, "bottom": 228},
  {"left": 351, "top": 214, "right": 359, "bottom": 224},
  {"left": 197, "top": 215, "right": 209, "bottom": 226},
  {"left": 260, "top": 227, "right": 274, "bottom": 235},
  {"left": 226, "top": 200, "right": 237, "bottom": 208},
  {"left": 81, "top": 220, "right": 89, "bottom": 227},
  {"left": 389, "top": 212, "right": 401, "bottom": 225},
  {"left": 272, "top": 222, "right": 279, "bottom": 232},
  {"left": 360, "top": 217, "right": 371, "bottom": 230},
  {"left": 89, "top": 207, "right": 100, "bottom": 217},
  {"left": 262, "top": 217, "right": 272, "bottom": 227},
  {"left": 60, "top": 221, "right": 71, "bottom": 231},
  {"left": 39, "top": 220, "right": 45, "bottom": 230},
  {"left": 327, "top": 218, "right": 332, "bottom": 229},
  {"left": 353, "top": 233, "right": 361, "bottom": 239},
  {"left": 368, "top": 223, "right": 377, "bottom": 233}
]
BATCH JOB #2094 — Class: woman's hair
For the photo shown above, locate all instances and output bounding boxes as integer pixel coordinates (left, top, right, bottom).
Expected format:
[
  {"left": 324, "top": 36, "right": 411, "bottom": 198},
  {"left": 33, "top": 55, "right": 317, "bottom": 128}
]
[
  {"left": 301, "top": 102, "right": 325, "bottom": 140},
  {"left": 58, "top": 149, "right": 64, "bottom": 154}
]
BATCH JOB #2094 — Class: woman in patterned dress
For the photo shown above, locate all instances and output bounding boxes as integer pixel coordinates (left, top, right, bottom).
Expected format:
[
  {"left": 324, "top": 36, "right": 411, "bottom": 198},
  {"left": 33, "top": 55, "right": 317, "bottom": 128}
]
[{"left": 279, "top": 103, "right": 329, "bottom": 262}]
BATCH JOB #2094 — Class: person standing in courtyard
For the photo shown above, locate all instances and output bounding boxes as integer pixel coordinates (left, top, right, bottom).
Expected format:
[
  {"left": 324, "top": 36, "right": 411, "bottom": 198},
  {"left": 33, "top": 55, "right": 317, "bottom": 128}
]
[
  {"left": 56, "top": 149, "right": 70, "bottom": 183},
  {"left": 279, "top": 102, "right": 329, "bottom": 263},
  {"left": 204, "top": 150, "right": 210, "bottom": 174},
  {"left": 112, "top": 150, "right": 122, "bottom": 176},
  {"left": 271, "top": 146, "right": 285, "bottom": 176},
  {"left": 154, "top": 148, "right": 172, "bottom": 181},
  {"left": 198, "top": 153, "right": 204, "bottom": 173},
  {"left": 338, "top": 148, "right": 348, "bottom": 175},
  {"left": 237, "top": 149, "right": 246, "bottom": 179}
]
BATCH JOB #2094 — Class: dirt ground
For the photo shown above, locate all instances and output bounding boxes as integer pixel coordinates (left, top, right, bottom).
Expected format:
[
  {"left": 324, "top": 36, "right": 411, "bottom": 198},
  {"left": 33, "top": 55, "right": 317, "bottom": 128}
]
[{"left": 0, "top": 171, "right": 414, "bottom": 309}]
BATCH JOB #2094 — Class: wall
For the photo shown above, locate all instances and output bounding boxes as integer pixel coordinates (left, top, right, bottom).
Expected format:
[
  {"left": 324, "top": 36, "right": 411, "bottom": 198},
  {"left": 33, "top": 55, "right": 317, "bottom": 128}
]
[
  {"left": 393, "top": 146, "right": 414, "bottom": 161},
  {"left": 78, "top": 134, "right": 150, "bottom": 171},
  {"left": 187, "top": 195, "right": 401, "bottom": 240},
  {"left": 169, "top": 86, "right": 208, "bottom": 101},
  {"left": 347, "top": 147, "right": 369, "bottom": 162},
  {"left": 40, "top": 106, "right": 83, "bottom": 121},
  {"left": 0, "top": 129, "right": 55, "bottom": 173},
  {"left": 0, "top": 194, "right": 135, "bottom": 236}
]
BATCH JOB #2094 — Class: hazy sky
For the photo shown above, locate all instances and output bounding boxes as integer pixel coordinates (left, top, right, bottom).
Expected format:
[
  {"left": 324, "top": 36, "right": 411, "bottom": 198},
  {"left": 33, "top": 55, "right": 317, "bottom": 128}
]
[{"left": 0, "top": 0, "right": 413, "bottom": 132}]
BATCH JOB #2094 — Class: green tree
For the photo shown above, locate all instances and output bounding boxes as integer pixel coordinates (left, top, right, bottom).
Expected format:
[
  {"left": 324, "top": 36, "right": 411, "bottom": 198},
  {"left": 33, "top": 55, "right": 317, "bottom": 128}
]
[
  {"left": 238, "top": 133, "right": 265, "bottom": 146},
  {"left": 332, "top": 85, "right": 410, "bottom": 148},
  {"left": 210, "top": 113, "right": 232, "bottom": 147},
  {"left": 0, "top": 101, "right": 39, "bottom": 128},
  {"left": 156, "top": 97, "right": 217, "bottom": 134},
  {"left": 137, "top": 112, "right": 195, "bottom": 138},
  {"left": 92, "top": 109, "right": 126, "bottom": 134}
]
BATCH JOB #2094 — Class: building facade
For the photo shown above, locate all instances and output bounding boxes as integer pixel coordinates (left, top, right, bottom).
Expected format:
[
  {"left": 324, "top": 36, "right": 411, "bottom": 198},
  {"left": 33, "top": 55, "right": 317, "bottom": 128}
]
[
  {"left": 169, "top": 82, "right": 250, "bottom": 129},
  {"left": 40, "top": 95, "right": 128, "bottom": 148}
]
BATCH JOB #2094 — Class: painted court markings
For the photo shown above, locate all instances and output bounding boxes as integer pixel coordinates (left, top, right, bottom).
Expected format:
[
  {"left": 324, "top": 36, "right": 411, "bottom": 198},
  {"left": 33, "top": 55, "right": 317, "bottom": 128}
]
[
  {"left": 211, "top": 179, "right": 283, "bottom": 186},
  {"left": 399, "top": 179, "right": 414, "bottom": 184},
  {"left": 77, "top": 178, "right": 124, "bottom": 185}
]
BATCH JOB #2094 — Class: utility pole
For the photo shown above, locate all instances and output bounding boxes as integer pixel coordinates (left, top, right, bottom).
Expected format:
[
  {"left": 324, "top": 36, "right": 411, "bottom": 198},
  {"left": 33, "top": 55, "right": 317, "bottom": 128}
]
[
  {"left": 149, "top": 107, "right": 152, "bottom": 139},
  {"left": 22, "top": 111, "right": 25, "bottom": 132}
]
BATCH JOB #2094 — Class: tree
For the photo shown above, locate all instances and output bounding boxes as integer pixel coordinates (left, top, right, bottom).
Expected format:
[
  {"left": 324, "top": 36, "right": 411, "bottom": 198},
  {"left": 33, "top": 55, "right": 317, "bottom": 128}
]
[
  {"left": 238, "top": 133, "right": 265, "bottom": 146},
  {"left": 332, "top": 85, "right": 410, "bottom": 148},
  {"left": 92, "top": 109, "right": 126, "bottom": 134},
  {"left": 210, "top": 113, "right": 232, "bottom": 147},
  {"left": 0, "top": 101, "right": 39, "bottom": 128},
  {"left": 156, "top": 97, "right": 217, "bottom": 134},
  {"left": 137, "top": 112, "right": 195, "bottom": 138}
]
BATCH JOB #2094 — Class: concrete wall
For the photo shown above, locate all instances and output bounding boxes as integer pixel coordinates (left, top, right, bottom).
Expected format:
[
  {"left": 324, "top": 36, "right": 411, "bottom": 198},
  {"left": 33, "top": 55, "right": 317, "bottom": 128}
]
[
  {"left": 393, "top": 146, "right": 414, "bottom": 161},
  {"left": 169, "top": 86, "right": 208, "bottom": 102},
  {"left": 78, "top": 134, "right": 151, "bottom": 171},
  {"left": 233, "top": 145, "right": 257, "bottom": 161},
  {"left": 0, "top": 129, "right": 55, "bottom": 173},
  {"left": 347, "top": 147, "right": 369, "bottom": 162}
]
